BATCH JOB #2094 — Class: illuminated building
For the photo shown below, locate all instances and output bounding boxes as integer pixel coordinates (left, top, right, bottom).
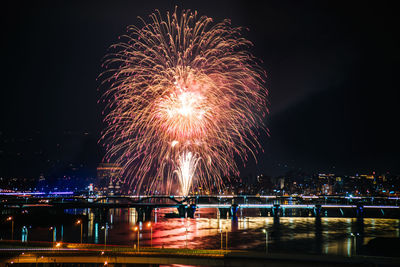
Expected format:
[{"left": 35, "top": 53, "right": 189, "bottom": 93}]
[
  {"left": 318, "top": 173, "right": 335, "bottom": 179},
  {"left": 96, "top": 163, "right": 122, "bottom": 193}
]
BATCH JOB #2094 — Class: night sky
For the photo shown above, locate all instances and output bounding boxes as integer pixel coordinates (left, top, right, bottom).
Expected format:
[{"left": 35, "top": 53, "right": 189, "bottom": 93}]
[{"left": 1, "top": 0, "right": 399, "bottom": 179}]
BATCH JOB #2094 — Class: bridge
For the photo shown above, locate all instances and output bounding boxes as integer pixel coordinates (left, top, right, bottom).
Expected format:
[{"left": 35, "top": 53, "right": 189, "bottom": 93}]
[{"left": 1, "top": 195, "right": 399, "bottom": 221}]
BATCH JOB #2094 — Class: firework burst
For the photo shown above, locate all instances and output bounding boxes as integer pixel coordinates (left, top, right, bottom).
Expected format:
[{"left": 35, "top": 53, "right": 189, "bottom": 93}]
[{"left": 100, "top": 8, "right": 268, "bottom": 195}]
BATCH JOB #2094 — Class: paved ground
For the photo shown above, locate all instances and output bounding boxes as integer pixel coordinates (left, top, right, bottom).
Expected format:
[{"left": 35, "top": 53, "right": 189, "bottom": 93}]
[{"left": 1, "top": 241, "right": 400, "bottom": 266}]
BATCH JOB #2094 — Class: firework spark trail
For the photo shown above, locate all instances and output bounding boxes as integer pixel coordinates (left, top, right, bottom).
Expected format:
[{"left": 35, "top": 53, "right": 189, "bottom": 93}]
[
  {"left": 174, "top": 151, "right": 200, "bottom": 196},
  {"left": 100, "top": 8, "right": 268, "bottom": 195}
]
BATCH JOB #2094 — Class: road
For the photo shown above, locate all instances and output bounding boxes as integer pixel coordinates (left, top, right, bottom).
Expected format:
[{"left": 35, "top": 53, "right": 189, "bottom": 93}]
[{"left": 1, "top": 244, "right": 400, "bottom": 266}]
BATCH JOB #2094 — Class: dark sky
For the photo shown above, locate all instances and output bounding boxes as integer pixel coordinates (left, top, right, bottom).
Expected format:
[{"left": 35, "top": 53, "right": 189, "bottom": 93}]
[{"left": 1, "top": 0, "right": 399, "bottom": 178}]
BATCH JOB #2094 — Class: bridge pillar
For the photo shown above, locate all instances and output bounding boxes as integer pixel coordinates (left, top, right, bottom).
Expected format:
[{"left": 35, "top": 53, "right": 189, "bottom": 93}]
[
  {"left": 177, "top": 204, "right": 197, "bottom": 218},
  {"left": 314, "top": 204, "right": 322, "bottom": 218},
  {"left": 137, "top": 206, "right": 153, "bottom": 222},
  {"left": 178, "top": 205, "right": 186, "bottom": 218},
  {"left": 137, "top": 208, "right": 144, "bottom": 222},
  {"left": 186, "top": 204, "right": 196, "bottom": 218},
  {"left": 356, "top": 205, "right": 364, "bottom": 218},
  {"left": 356, "top": 204, "right": 365, "bottom": 235},
  {"left": 272, "top": 204, "right": 280, "bottom": 218},
  {"left": 230, "top": 204, "right": 238, "bottom": 219}
]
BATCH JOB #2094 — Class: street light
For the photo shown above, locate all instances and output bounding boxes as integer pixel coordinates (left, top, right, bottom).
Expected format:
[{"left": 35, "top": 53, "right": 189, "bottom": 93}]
[
  {"left": 101, "top": 224, "right": 109, "bottom": 249},
  {"left": 147, "top": 222, "right": 153, "bottom": 248},
  {"left": 219, "top": 229, "right": 223, "bottom": 251},
  {"left": 134, "top": 226, "right": 140, "bottom": 252},
  {"left": 262, "top": 229, "right": 268, "bottom": 253},
  {"left": 49, "top": 227, "right": 56, "bottom": 243},
  {"left": 76, "top": 220, "right": 83, "bottom": 244},
  {"left": 225, "top": 227, "right": 228, "bottom": 250},
  {"left": 6, "top": 216, "right": 14, "bottom": 240}
]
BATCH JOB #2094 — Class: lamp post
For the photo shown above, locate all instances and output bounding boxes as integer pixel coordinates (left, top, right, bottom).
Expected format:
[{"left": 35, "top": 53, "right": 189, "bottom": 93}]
[
  {"left": 262, "top": 229, "right": 268, "bottom": 253},
  {"left": 134, "top": 226, "right": 140, "bottom": 252},
  {"left": 76, "top": 220, "right": 83, "bottom": 244},
  {"left": 7, "top": 217, "right": 14, "bottom": 240},
  {"left": 49, "top": 227, "right": 56, "bottom": 243},
  {"left": 225, "top": 227, "right": 228, "bottom": 250},
  {"left": 147, "top": 222, "right": 152, "bottom": 248},
  {"left": 219, "top": 229, "right": 223, "bottom": 251},
  {"left": 101, "top": 224, "right": 108, "bottom": 249}
]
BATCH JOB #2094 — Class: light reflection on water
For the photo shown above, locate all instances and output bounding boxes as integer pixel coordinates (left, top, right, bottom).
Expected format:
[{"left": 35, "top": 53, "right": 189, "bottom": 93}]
[
  {"left": 86, "top": 208, "right": 399, "bottom": 257},
  {"left": 20, "top": 207, "right": 400, "bottom": 257}
]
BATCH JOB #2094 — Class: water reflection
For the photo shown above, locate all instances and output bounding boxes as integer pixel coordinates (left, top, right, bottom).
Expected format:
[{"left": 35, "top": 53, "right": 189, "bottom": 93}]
[
  {"left": 9, "top": 207, "right": 400, "bottom": 257},
  {"left": 21, "top": 226, "right": 28, "bottom": 242},
  {"left": 94, "top": 223, "right": 99, "bottom": 244}
]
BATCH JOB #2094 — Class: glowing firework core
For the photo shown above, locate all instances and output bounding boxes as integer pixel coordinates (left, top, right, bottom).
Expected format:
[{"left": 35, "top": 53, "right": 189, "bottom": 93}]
[
  {"left": 157, "top": 75, "right": 210, "bottom": 141},
  {"left": 175, "top": 151, "right": 200, "bottom": 196},
  {"left": 174, "top": 91, "right": 203, "bottom": 118},
  {"left": 101, "top": 9, "right": 267, "bottom": 195}
]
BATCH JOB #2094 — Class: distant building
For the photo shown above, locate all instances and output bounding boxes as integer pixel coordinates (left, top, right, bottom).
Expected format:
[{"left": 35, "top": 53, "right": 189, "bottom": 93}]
[
  {"left": 96, "top": 163, "right": 122, "bottom": 192},
  {"left": 321, "top": 184, "right": 333, "bottom": 195},
  {"left": 318, "top": 173, "right": 335, "bottom": 179},
  {"left": 360, "top": 174, "right": 375, "bottom": 180}
]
